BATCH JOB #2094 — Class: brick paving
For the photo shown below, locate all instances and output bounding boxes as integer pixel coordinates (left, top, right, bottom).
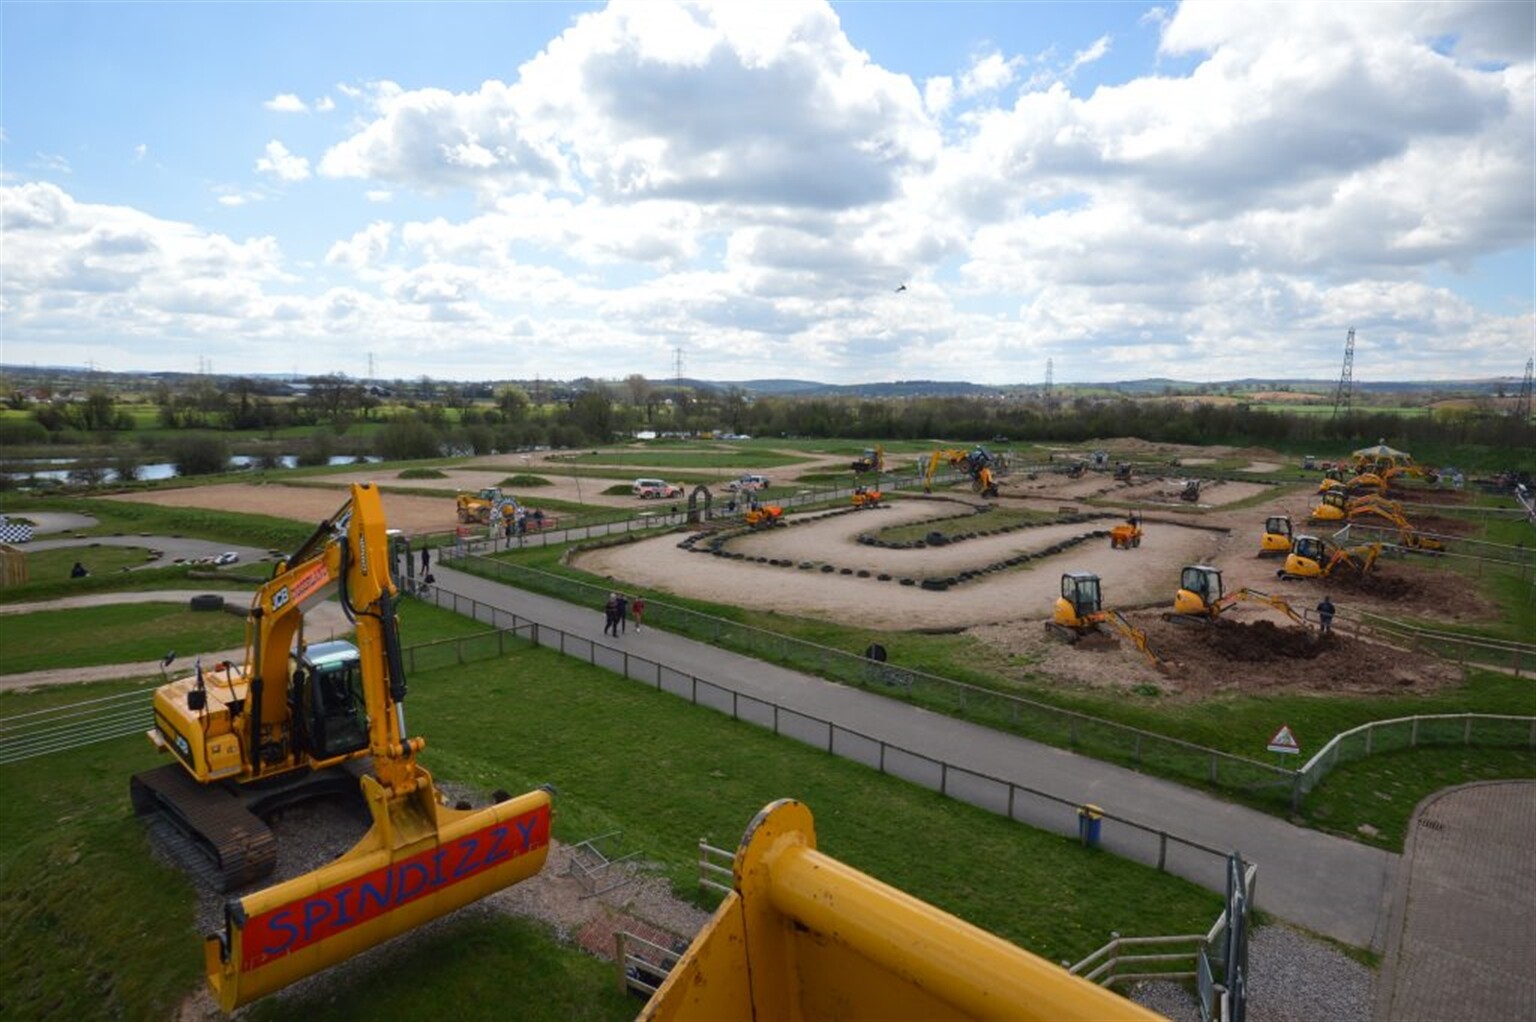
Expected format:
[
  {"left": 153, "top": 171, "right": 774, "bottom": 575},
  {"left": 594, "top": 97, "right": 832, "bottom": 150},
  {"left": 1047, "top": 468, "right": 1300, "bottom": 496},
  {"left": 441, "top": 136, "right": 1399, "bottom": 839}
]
[{"left": 1376, "top": 781, "right": 1536, "bottom": 1021}]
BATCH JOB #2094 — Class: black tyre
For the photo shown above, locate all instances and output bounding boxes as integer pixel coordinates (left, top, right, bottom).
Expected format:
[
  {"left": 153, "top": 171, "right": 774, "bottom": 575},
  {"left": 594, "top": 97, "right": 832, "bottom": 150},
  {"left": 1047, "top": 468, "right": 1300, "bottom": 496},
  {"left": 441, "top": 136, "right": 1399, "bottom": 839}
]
[{"left": 189, "top": 594, "right": 225, "bottom": 612}]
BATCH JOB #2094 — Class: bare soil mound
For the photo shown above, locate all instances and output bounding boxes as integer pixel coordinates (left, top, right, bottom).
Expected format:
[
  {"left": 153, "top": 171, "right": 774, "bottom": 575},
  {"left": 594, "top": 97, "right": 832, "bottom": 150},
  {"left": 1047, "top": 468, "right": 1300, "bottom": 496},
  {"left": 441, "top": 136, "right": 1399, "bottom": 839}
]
[{"left": 1204, "top": 619, "right": 1324, "bottom": 661}]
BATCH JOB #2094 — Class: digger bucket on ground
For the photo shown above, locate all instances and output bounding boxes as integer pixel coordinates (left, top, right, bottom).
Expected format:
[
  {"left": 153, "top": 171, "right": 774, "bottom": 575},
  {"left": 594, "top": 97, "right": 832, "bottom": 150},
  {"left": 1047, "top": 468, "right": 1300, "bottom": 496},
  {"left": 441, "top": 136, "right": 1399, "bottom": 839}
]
[{"left": 204, "top": 778, "right": 551, "bottom": 1012}]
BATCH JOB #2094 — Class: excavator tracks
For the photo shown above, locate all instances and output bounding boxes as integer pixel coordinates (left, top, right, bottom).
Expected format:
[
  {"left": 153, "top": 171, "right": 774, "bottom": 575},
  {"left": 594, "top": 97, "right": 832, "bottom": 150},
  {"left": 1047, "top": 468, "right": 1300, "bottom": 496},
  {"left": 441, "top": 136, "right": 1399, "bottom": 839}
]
[{"left": 130, "top": 763, "right": 277, "bottom": 892}]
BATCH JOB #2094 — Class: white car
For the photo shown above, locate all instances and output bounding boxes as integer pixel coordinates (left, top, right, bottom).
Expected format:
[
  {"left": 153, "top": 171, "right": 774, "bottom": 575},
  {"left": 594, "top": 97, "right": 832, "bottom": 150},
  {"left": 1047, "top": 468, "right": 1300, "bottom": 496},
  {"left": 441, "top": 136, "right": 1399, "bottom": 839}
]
[
  {"left": 633, "top": 478, "right": 683, "bottom": 498},
  {"left": 726, "top": 474, "right": 770, "bottom": 492}
]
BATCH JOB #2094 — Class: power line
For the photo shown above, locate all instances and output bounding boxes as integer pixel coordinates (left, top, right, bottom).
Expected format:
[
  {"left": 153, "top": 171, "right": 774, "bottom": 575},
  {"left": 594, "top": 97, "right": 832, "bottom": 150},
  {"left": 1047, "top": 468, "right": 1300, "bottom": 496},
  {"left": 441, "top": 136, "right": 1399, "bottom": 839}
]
[
  {"left": 1516, "top": 357, "right": 1533, "bottom": 422},
  {"left": 1330, "top": 328, "right": 1355, "bottom": 420}
]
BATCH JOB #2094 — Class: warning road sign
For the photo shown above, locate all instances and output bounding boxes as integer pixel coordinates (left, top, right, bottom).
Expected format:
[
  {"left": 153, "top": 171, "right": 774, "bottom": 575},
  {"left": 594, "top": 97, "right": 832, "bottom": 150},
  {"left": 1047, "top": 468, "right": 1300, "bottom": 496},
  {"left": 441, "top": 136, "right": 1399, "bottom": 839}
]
[{"left": 1267, "top": 725, "right": 1300, "bottom": 755}]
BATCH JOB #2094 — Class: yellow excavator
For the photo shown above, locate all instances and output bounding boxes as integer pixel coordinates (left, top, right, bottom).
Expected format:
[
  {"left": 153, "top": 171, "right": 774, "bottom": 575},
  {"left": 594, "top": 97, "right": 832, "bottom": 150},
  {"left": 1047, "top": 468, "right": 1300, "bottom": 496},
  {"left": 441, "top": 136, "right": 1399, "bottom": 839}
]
[
  {"left": 456, "top": 486, "right": 520, "bottom": 524},
  {"left": 1308, "top": 492, "right": 1444, "bottom": 550},
  {"left": 1259, "top": 515, "right": 1294, "bottom": 557},
  {"left": 851, "top": 444, "right": 885, "bottom": 474},
  {"left": 1046, "top": 571, "right": 1176, "bottom": 675},
  {"left": 1277, "top": 534, "right": 1382, "bottom": 580},
  {"left": 642, "top": 799, "right": 1162, "bottom": 1022},
  {"left": 1168, "top": 565, "right": 1309, "bottom": 627},
  {"left": 923, "top": 446, "right": 1000, "bottom": 498},
  {"left": 131, "top": 483, "right": 553, "bottom": 1011}
]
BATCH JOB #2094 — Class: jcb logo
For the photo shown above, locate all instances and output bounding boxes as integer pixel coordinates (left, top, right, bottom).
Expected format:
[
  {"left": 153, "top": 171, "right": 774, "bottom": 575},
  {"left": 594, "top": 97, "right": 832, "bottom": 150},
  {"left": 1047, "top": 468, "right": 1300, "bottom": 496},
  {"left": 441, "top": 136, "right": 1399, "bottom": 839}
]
[{"left": 271, "top": 586, "right": 290, "bottom": 612}]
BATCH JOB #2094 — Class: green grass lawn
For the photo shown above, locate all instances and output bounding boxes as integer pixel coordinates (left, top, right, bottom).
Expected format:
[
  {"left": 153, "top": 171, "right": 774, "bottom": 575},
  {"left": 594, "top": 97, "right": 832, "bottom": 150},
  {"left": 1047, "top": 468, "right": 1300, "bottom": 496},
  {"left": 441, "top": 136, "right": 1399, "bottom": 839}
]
[
  {"left": 24, "top": 544, "right": 157, "bottom": 581},
  {"left": 4, "top": 602, "right": 252, "bottom": 674},
  {"left": 0, "top": 639, "right": 1221, "bottom": 1020}
]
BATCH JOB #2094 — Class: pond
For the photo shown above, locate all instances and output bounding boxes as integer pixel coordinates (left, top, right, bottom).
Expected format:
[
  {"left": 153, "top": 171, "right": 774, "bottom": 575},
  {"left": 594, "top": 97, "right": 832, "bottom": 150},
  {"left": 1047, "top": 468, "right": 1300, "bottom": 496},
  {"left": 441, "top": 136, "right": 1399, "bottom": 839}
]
[{"left": 0, "top": 454, "right": 381, "bottom": 484}]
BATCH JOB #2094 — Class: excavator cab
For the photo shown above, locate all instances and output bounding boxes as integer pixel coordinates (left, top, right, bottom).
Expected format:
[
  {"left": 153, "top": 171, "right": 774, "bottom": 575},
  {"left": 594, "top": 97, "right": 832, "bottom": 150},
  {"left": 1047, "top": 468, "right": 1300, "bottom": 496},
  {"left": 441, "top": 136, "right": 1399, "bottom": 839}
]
[
  {"left": 1173, "top": 565, "right": 1222, "bottom": 616},
  {"left": 1310, "top": 489, "right": 1348, "bottom": 521},
  {"left": 1260, "top": 516, "right": 1293, "bottom": 557},
  {"left": 1054, "top": 571, "right": 1102, "bottom": 628},
  {"left": 296, "top": 641, "right": 369, "bottom": 760},
  {"left": 1280, "top": 535, "right": 1328, "bottom": 579}
]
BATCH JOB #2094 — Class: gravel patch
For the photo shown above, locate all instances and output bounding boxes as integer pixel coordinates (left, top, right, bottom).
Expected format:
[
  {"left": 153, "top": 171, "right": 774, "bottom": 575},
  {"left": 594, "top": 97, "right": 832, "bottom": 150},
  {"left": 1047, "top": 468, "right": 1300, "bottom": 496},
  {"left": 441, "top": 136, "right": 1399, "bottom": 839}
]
[{"left": 1127, "top": 922, "right": 1373, "bottom": 1021}]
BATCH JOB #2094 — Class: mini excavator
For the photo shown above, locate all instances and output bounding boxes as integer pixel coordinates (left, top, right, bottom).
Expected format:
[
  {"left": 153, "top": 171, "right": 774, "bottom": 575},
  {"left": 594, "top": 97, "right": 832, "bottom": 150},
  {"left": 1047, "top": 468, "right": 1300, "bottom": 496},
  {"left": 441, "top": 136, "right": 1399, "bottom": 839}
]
[
  {"left": 131, "top": 483, "right": 553, "bottom": 1011},
  {"left": 1258, "top": 515, "right": 1293, "bottom": 558},
  {"left": 1046, "top": 571, "right": 1176, "bottom": 675},
  {"left": 1167, "top": 565, "right": 1309, "bottom": 627},
  {"left": 1277, "top": 534, "right": 1382, "bottom": 580}
]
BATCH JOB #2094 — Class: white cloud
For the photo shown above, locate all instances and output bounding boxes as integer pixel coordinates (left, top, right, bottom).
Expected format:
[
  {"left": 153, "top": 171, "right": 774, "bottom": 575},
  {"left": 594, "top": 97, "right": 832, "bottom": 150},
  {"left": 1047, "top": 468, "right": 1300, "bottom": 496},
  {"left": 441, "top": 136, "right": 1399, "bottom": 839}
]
[
  {"left": 264, "top": 93, "right": 309, "bottom": 113},
  {"left": 255, "top": 140, "right": 311, "bottom": 182},
  {"left": 1, "top": 0, "right": 1530, "bottom": 382},
  {"left": 132, "top": 143, "right": 148, "bottom": 163},
  {"left": 1065, "top": 35, "right": 1111, "bottom": 77},
  {"left": 314, "top": 95, "right": 336, "bottom": 112},
  {"left": 33, "top": 152, "right": 72, "bottom": 175}
]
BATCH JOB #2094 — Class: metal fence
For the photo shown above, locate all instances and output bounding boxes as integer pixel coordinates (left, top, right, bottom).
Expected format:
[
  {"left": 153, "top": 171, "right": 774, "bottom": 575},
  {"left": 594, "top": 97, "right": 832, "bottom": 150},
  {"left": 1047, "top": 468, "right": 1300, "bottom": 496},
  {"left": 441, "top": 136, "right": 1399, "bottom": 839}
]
[
  {"left": 1295, "top": 713, "right": 1536, "bottom": 797},
  {"left": 417, "top": 585, "right": 1238, "bottom": 890},
  {"left": 448, "top": 555, "right": 1303, "bottom": 807},
  {"left": 0, "top": 628, "right": 522, "bottom": 766}
]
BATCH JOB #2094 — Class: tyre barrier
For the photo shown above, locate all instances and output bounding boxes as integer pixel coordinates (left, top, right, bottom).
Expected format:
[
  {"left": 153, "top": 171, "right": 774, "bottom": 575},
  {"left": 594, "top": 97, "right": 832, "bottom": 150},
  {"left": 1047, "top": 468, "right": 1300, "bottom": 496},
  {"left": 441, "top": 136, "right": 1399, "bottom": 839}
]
[{"left": 189, "top": 594, "right": 225, "bottom": 612}]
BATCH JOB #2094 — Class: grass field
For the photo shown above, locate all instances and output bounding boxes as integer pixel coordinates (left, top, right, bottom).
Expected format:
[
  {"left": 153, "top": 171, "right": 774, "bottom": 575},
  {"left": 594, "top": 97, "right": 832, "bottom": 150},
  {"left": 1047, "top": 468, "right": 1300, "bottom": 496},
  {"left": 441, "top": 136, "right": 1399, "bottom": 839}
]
[
  {"left": 3, "top": 603, "right": 251, "bottom": 675},
  {"left": 0, "top": 638, "right": 1221, "bottom": 1020},
  {"left": 23, "top": 544, "right": 156, "bottom": 581}
]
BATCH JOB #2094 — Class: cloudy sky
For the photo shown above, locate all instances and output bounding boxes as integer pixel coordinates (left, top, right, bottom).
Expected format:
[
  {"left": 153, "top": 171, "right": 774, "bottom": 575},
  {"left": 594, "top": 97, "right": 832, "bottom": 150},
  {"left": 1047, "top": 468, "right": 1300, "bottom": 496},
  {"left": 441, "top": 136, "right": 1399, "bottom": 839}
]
[{"left": 2, "top": 1, "right": 1532, "bottom": 385}]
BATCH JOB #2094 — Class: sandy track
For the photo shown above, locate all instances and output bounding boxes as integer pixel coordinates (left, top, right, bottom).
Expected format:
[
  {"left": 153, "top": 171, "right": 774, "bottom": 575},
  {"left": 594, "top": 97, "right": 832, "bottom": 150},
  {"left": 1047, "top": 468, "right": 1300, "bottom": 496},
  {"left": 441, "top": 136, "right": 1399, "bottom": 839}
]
[
  {"left": 575, "top": 505, "right": 1223, "bottom": 631},
  {"left": 101, "top": 483, "right": 465, "bottom": 532}
]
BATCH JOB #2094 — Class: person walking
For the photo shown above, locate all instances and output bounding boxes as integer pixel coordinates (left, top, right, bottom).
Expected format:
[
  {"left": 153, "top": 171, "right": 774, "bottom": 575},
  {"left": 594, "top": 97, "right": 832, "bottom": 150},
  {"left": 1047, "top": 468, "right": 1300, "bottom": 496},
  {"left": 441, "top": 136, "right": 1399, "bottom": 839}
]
[
  {"left": 420, "top": 546, "right": 430, "bottom": 574},
  {"left": 1316, "top": 595, "right": 1336, "bottom": 636},
  {"left": 632, "top": 595, "right": 647, "bottom": 633},
  {"left": 615, "top": 593, "right": 629, "bottom": 634},
  {"left": 603, "top": 592, "right": 620, "bottom": 636}
]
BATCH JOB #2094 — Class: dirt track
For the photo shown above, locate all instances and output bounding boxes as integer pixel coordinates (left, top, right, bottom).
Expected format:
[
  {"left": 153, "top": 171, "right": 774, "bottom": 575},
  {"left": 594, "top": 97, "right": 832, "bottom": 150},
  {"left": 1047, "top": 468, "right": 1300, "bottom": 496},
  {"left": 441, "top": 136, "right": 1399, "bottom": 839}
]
[
  {"left": 91, "top": 442, "right": 1488, "bottom": 701},
  {"left": 576, "top": 501, "right": 1225, "bottom": 631}
]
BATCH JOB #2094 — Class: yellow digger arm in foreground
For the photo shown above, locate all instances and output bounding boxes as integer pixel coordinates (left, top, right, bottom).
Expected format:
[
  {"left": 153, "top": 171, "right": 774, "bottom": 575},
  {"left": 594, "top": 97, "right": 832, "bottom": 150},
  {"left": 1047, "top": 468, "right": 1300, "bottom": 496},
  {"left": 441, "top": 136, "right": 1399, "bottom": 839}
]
[{"left": 642, "top": 800, "right": 1163, "bottom": 1022}]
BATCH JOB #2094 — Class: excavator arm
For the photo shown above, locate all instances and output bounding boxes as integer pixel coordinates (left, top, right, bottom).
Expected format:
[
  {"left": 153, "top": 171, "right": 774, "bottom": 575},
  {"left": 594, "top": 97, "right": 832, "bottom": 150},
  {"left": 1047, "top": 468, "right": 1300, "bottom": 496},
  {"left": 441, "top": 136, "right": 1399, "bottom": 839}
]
[
  {"left": 1098, "top": 610, "right": 1177, "bottom": 676},
  {"left": 1214, "top": 589, "right": 1309, "bottom": 628}
]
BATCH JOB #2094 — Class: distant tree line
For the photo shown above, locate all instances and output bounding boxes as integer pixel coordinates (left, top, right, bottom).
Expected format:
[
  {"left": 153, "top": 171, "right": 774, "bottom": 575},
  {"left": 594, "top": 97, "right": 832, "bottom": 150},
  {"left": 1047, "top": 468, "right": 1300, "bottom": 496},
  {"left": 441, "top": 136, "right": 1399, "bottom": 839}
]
[{"left": 4, "top": 373, "right": 1531, "bottom": 478}]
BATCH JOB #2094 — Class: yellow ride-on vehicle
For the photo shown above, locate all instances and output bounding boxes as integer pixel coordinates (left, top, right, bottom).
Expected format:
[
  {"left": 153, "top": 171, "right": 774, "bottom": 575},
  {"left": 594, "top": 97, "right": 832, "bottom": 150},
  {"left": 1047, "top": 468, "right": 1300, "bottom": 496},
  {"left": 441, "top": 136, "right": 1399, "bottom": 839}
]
[
  {"left": 1168, "top": 565, "right": 1309, "bottom": 627},
  {"left": 851, "top": 445, "right": 884, "bottom": 474},
  {"left": 744, "top": 502, "right": 785, "bottom": 528},
  {"left": 1046, "top": 571, "right": 1176, "bottom": 675},
  {"left": 850, "top": 486, "right": 883, "bottom": 509},
  {"left": 132, "top": 484, "right": 553, "bottom": 1011},
  {"left": 1109, "top": 512, "right": 1142, "bottom": 549}
]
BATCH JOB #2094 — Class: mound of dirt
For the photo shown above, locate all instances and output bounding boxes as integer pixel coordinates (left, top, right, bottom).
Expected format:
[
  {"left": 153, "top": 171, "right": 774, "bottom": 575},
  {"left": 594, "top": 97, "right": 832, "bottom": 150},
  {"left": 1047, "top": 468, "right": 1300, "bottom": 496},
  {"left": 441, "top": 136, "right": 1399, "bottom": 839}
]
[
  {"left": 1204, "top": 619, "right": 1324, "bottom": 661},
  {"left": 1411, "top": 514, "right": 1476, "bottom": 536},
  {"left": 1326, "top": 570, "right": 1422, "bottom": 599}
]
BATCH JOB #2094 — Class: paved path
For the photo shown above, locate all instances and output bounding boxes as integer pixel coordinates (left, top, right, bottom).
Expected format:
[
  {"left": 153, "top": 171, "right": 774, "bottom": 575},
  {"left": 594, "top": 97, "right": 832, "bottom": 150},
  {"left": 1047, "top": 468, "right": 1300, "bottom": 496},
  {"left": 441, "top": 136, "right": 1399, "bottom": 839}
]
[
  {"left": 434, "top": 562, "right": 1397, "bottom": 950},
  {"left": 1375, "top": 781, "right": 1536, "bottom": 1021}
]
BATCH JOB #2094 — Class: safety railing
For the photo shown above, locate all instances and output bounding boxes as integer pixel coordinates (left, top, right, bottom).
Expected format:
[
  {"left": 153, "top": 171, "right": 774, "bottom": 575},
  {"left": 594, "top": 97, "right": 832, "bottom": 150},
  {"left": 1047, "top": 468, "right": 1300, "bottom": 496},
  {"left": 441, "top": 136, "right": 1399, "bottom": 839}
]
[
  {"left": 697, "top": 840, "right": 734, "bottom": 897},
  {"left": 1294, "top": 713, "right": 1536, "bottom": 797}
]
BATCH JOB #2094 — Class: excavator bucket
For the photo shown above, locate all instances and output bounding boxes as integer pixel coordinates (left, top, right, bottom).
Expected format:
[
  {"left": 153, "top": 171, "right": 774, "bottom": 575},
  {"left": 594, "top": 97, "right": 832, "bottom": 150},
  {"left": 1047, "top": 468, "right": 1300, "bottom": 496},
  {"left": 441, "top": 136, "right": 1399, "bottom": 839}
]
[
  {"left": 643, "top": 800, "right": 1161, "bottom": 1022},
  {"left": 204, "top": 778, "right": 551, "bottom": 1012}
]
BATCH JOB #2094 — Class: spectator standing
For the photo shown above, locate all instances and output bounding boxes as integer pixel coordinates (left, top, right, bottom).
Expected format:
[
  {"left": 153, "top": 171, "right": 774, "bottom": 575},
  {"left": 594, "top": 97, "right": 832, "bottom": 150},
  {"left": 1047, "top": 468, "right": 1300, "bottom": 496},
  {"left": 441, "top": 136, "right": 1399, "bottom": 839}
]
[
  {"left": 632, "top": 595, "right": 647, "bottom": 633},
  {"left": 615, "top": 593, "right": 629, "bottom": 634},
  {"left": 1316, "top": 595, "right": 1336, "bottom": 636},
  {"left": 604, "top": 592, "right": 620, "bottom": 636},
  {"left": 420, "top": 546, "right": 430, "bottom": 574}
]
